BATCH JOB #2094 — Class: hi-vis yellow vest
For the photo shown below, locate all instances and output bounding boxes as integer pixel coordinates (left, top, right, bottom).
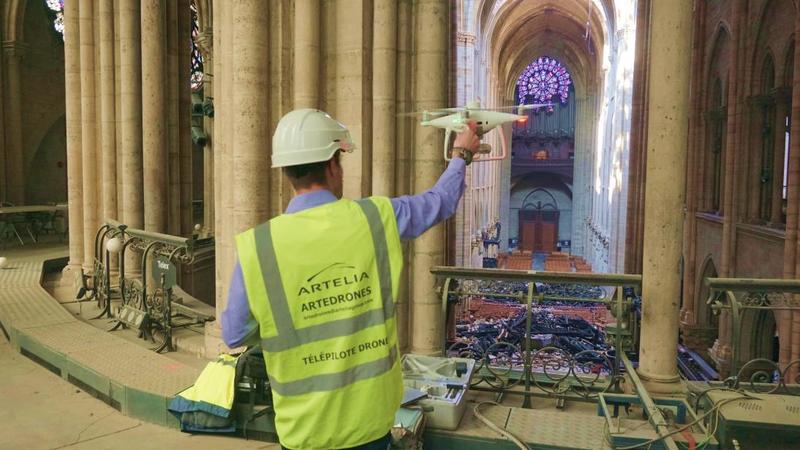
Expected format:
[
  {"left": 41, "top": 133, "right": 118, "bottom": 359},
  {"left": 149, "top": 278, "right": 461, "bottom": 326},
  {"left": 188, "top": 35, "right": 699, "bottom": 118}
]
[{"left": 235, "top": 197, "right": 404, "bottom": 450}]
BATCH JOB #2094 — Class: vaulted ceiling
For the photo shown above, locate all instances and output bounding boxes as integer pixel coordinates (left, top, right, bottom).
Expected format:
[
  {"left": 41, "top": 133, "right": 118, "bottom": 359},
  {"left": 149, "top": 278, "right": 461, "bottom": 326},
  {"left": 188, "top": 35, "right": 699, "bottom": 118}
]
[{"left": 476, "top": 0, "right": 616, "bottom": 98}]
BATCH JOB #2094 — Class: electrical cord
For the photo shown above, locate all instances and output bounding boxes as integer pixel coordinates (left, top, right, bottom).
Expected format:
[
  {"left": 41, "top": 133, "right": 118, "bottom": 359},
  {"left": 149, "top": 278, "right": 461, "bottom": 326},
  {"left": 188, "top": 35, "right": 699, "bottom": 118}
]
[
  {"left": 473, "top": 401, "right": 531, "bottom": 450},
  {"left": 608, "top": 394, "right": 759, "bottom": 450},
  {"left": 691, "top": 386, "right": 741, "bottom": 412}
]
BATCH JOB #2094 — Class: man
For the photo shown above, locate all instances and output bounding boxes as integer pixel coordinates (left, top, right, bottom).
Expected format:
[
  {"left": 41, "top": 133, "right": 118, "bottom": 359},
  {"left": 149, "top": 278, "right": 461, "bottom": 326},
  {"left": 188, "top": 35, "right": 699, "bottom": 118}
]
[{"left": 222, "top": 109, "right": 479, "bottom": 450}]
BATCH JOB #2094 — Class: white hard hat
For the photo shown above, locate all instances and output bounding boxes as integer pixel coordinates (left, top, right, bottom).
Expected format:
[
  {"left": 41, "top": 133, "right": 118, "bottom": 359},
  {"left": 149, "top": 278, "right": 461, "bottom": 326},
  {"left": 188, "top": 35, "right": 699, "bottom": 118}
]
[{"left": 272, "top": 109, "right": 356, "bottom": 168}]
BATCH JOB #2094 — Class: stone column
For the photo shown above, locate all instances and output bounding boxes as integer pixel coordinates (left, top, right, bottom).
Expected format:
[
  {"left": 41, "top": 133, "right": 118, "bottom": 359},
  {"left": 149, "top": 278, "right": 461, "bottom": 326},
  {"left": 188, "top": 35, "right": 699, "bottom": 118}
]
[
  {"left": 372, "top": 0, "right": 397, "bottom": 197},
  {"left": 195, "top": 29, "right": 214, "bottom": 233},
  {"left": 209, "top": 0, "right": 234, "bottom": 356},
  {"left": 231, "top": 0, "right": 271, "bottom": 232},
  {"left": 99, "top": 0, "right": 116, "bottom": 224},
  {"left": 166, "top": 0, "right": 181, "bottom": 236},
  {"left": 680, "top": 0, "right": 706, "bottom": 327},
  {"left": 2, "top": 41, "right": 26, "bottom": 205},
  {"left": 746, "top": 100, "right": 764, "bottom": 220},
  {"left": 115, "top": 2, "right": 123, "bottom": 213},
  {"left": 637, "top": 0, "right": 692, "bottom": 393},
  {"left": 625, "top": 59, "right": 646, "bottom": 273},
  {"left": 293, "top": 0, "right": 319, "bottom": 109},
  {"left": 178, "top": 0, "right": 193, "bottom": 236},
  {"left": 787, "top": 13, "right": 800, "bottom": 366},
  {"left": 410, "top": 0, "right": 448, "bottom": 356},
  {"left": 141, "top": 0, "right": 168, "bottom": 233},
  {"left": 267, "top": 0, "right": 290, "bottom": 218},
  {"left": 395, "top": 0, "right": 413, "bottom": 353},
  {"left": 64, "top": 0, "right": 84, "bottom": 278},
  {"left": 119, "top": 0, "right": 143, "bottom": 256},
  {"left": 95, "top": 10, "right": 104, "bottom": 229},
  {"left": 79, "top": 0, "right": 97, "bottom": 269},
  {"left": 0, "top": 45, "right": 5, "bottom": 203},
  {"left": 0, "top": 38, "right": 8, "bottom": 202},
  {"left": 712, "top": 0, "right": 744, "bottom": 372}
]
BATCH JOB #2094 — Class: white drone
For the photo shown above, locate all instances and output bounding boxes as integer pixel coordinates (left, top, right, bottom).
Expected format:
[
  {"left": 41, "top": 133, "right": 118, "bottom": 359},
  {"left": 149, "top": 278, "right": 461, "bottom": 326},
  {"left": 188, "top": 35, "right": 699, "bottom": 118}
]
[{"left": 400, "top": 100, "right": 552, "bottom": 163}]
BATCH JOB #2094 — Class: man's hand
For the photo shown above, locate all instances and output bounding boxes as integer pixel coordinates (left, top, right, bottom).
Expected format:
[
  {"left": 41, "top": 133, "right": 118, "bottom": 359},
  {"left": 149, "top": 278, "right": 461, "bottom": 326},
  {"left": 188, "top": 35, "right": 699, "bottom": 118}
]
[{"left": 451, "top": 121, "right": 480, "bottom": 164}]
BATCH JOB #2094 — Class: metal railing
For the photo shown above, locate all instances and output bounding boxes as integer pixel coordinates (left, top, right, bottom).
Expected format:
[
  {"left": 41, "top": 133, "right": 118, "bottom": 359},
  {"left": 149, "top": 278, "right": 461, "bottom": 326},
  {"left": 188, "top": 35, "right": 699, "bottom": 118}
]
[
  {"left": 431, "top": 266, "right": 641, "bottom": 408},
  {"left": 706, "top": 277, "right": 800, "bottom": 394},
  {"left": 84, "top": 220, "right": 215, "bottom": 352}
]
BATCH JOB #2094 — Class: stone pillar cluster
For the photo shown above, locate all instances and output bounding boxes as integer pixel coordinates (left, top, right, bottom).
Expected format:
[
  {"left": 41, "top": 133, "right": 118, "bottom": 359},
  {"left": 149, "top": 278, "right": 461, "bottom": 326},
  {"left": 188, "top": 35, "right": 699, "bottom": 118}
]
[
  {"left": 785, "top": 12, "right": 800, "bottom": 368},
  {"left": 62, "top": 0, "right": 193, "bottom": 281},
  {"left": 206, "top": 0, "right": 450, "bottom": 357}
]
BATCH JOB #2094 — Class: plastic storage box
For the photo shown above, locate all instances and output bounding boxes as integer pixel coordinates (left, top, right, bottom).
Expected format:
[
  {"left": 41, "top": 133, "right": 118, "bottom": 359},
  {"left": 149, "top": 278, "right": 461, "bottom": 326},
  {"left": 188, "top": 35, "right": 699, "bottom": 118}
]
[{"left": 400, "top": 354, "right": 475, "bottom": 430}]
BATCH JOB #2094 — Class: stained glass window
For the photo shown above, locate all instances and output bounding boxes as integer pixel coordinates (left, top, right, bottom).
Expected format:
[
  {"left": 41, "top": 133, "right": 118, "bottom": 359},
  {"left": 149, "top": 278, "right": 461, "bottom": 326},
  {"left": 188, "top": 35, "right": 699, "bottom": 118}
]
[
  {"left": 45, "top": 0, "right": 65, "bottom": 38},
  {"left": 190, "top": 1, "right": 204, "bottom": 91},
  {"left": 516, "top": 56, "right": 572, "bottom": 106}
]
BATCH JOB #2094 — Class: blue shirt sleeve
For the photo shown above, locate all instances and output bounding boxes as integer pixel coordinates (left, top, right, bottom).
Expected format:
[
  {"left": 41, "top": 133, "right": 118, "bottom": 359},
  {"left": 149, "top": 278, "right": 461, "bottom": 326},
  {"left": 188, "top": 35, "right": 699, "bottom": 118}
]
[
  {"left": 222, "top": 157, "right": 467, "bottom": 346},
  {"left": 391, "top": 157, "right": 467, "bottom": 240},
  {"left": 221, "top": 262, "right": 259, "bottom": 348}
]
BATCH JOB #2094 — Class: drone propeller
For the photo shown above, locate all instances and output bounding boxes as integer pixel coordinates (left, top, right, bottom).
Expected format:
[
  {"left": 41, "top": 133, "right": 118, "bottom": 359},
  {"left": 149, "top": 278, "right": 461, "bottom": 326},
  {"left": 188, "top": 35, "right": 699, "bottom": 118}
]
[
  {"left": 438, "top": 107, "right": 468, "bottom": 112},
  {"left": 396, "top": 110, "right": 450, "bottom": 117},
  {"left": 491, "top": 103, "right": 554, "bottom": 111}
]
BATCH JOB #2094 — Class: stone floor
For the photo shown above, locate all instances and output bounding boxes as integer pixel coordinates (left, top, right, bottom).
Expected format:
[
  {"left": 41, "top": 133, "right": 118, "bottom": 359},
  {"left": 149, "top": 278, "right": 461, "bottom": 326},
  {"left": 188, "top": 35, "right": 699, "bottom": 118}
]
[
  {"left": 0, "top": 243, "right": 276, "bottom": 449},
  {"left": 0, "top": 330, "right": 278, "bottom": 450},
  {"left": 0, "top": 243, "right": 647, "bottom": 449}
]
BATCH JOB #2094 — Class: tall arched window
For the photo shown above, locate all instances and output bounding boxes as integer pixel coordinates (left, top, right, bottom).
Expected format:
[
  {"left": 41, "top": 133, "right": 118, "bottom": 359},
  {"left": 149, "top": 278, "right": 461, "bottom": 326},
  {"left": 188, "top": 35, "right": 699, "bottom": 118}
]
[
  {"left": 707, "top": 78, "right": 725, "bottom": 212},
  {"left": 45, "top": 0, "right": 65, "bottom": 39},
  {"left": 190, "top": 0, "right": 204, "bottom": 91},
  {"left": 781, "top": 43, "right": 794, "bottom": 223},
  {"left": 758, "top": 55, "right": 776, "bottom": 222}
]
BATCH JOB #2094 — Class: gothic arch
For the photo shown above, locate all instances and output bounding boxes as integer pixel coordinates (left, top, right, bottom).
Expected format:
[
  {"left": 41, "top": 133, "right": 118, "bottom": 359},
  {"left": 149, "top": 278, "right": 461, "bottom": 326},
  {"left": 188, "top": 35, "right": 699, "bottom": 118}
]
[
  {"left": 521, "top": 188, "right": 559, "bottom": 211},
  {"left": 694, "top": 255, "right": 720, "bottom": 330},
  {"left": 705, "top": 24, "right": 731, "bottom": 105},
  {"left": 739, "top": 308, "right": 779, "bottom": 364},
  {"left": 751, "top": 0, "right": 797, "bottom": 88},
  {"left": 477, "top": 0, "right": 609, "bottom": 102},
  {"left": 193, "top": 0, "right": 212, "bottom": 30},
  {"left": 2, "top": 0, "right": 27, "bottom": 42},
  {"left": 758, "top": 50, "right": 777, "bottom": 93},
  {"left": 783, "top": 39, "right": 795, "bottom": 86},
  {"left": 701, "top": 26, "right": 731, "bottom": 213}
]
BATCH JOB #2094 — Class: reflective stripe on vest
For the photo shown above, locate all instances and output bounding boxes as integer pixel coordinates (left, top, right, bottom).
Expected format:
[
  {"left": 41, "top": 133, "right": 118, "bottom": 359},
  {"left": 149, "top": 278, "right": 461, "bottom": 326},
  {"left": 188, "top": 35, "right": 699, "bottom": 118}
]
[
  {"left": 235, "top": 196, "right": 404, "bottom": 449},
  {"left": 269, "top": 346, "right": 398, "bottom": 396},
  {"left": 253, "top": 199, "right": 395, "bottom": 356}
]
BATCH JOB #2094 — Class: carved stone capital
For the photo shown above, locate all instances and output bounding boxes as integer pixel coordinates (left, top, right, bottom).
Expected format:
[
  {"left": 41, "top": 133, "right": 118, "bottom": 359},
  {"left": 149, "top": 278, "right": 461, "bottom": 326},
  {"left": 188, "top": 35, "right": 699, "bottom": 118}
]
[
  {"left": 195, "top": 29, "right": 213, "bottom": 60},
  {"left": 2, "top": 40, "right": 28, "bottom": 59}
]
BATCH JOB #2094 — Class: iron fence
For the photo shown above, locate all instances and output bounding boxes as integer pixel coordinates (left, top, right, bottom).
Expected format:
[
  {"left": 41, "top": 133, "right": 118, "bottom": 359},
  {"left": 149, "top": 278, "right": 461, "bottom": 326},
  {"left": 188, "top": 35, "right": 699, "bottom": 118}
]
[
  {"left": 431, "top": 266, "right": 641, "bottom": 408},
  {"left": 82, "top": 220, "right": 214, "bottom": 352},
  {"left": 706, "top": 277, "right": 800, "bottom": 395}
]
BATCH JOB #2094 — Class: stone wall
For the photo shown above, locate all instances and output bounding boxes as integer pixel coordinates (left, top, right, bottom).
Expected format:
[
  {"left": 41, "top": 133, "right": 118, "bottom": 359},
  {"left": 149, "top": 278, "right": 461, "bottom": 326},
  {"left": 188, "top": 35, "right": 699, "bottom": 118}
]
[{"left": 681, "top": 0, "right": 800, "bottom": 371}]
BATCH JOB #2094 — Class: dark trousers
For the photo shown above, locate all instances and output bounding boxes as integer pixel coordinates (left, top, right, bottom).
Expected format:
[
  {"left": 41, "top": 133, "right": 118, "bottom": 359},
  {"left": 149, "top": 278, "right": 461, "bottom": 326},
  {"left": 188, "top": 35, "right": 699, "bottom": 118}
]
[{"left": 281, "top": 432, "right": 391, "bottom": 450}]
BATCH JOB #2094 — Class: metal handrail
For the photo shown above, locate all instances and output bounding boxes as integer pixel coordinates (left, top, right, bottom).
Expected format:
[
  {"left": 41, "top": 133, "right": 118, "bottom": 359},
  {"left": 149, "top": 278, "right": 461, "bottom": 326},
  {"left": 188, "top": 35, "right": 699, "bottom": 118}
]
[
  {"left": 431, "top": 266, "right": 642, "bottom": 285},
  {"left": 91, "top": 220, "right": 215, "bottom": 352},
  {"left": 432, "top": 266, "right": 641, "bottom": 408},
  {"left": 705, "top": 277, "right": 800, "bottom": 293},
  {"left": 706, "top": 276, "right": 800, "bottom": 378}
]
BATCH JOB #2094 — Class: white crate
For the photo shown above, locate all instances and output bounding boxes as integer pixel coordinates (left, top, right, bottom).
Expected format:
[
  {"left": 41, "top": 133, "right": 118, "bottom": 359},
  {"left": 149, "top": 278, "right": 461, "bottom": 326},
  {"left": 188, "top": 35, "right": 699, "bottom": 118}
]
[{"left": 400, "top": 354, "right": 475, "bottom": 430}]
